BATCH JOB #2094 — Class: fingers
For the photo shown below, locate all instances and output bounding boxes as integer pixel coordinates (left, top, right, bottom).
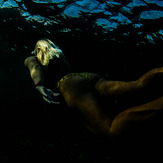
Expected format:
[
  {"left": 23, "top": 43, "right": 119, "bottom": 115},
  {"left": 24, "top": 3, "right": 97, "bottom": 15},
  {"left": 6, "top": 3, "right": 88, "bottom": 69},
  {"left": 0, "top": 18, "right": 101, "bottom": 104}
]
[
  {"left": 51, "top": 101, "right": 61, "bottom": 104},
  {"left": 43, "top": 96, "right": 60, "bottom": 104},
  {"left": 36, "top": 86, "right": 61, "bottom": 104},
  {"left": 53, "top": 93, "right": 60, "bottom": 97},
  {"left": 45, "top": 88, "right": 54, "bottom": 96},
  {"left": 37, "top": 86, "right": 48, "bottom": 97},
  {"left": 43, "top": 96, "right": 51, "bottom": 103}
]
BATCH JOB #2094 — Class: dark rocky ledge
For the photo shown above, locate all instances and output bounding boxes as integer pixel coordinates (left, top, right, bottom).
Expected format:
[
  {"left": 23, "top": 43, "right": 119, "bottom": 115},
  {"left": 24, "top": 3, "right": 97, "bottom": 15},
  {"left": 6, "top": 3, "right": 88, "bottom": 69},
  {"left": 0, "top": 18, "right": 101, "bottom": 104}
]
[{"left": 1, "top": 0, "right": 162, "bottom": 43}]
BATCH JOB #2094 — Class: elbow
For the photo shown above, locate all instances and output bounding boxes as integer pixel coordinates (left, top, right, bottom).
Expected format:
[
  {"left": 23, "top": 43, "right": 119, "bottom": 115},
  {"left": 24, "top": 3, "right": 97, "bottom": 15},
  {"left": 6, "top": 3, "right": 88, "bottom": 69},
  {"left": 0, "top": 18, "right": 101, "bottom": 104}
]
[
  {"left": 24, "top": 57, "right": 33, "bottom": 68},
  {"left": 24, "top": 56, "right": 38, "bottom": 68},
  {"left": 24, "top": 58, "right": 29, "bottom": 67}
]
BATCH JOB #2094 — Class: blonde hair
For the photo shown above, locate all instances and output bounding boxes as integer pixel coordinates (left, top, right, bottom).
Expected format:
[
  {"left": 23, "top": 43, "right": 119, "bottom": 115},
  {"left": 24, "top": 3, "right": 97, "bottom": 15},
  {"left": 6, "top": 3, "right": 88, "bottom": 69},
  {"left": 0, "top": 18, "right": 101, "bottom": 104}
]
[{"left": 33, "top": 39, "right": 64, "bottom": 66}]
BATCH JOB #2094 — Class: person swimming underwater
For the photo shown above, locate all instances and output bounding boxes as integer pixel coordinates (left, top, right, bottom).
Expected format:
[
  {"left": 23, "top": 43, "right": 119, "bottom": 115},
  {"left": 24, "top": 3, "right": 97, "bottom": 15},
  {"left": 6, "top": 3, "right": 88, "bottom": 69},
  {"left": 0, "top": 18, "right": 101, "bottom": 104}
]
[
  {"left": 25, "top": 39, "right": 72, "bottom": 104},
  {"left": 25, "top": 39, "right": 163, "bottom": 138}
]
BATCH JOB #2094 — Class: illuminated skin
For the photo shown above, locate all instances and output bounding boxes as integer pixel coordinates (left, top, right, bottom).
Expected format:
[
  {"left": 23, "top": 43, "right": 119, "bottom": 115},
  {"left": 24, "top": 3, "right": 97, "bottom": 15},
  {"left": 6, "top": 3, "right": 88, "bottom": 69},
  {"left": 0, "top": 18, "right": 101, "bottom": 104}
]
[
  {"left": 25, "top": 56, "right": 61, "bottom": 104},
  {"left": 25, "top": 40, "right": 163, "bottom": 138},
  {"left": 58, "top": 68, "right": 163, "bottom": 137}
]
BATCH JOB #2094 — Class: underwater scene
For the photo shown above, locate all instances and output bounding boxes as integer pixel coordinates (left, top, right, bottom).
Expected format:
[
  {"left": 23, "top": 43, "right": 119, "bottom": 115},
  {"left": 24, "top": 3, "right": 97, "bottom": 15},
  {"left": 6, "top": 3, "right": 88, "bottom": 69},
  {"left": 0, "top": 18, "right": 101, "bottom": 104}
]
[{"left": 0, "top": 0, "right": 163, "bottom": 162}]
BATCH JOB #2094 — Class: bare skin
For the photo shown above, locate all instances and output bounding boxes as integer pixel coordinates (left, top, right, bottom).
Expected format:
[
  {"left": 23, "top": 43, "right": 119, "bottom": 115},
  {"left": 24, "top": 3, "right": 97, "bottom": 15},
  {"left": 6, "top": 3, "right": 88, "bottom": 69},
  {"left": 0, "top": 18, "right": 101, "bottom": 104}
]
[
  {"left": 25, "top": 56, "right": 61, "bottom": 104},
  {"left": 58, "top": 71, "right": 163, "bottom": 137},
  {"left": 25, "top": 56, "right": 163, "bottom": 138}
]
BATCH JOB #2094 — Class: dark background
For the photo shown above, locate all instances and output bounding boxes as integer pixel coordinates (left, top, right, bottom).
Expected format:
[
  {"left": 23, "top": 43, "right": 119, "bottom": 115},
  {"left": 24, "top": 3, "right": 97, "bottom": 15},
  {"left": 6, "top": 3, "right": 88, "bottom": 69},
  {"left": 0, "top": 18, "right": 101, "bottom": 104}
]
[
  {"left": 0, "top": 23, "right": 162, "bottom": 163},
  {"left": 0, "top": 0, "right": 163, "bottom": 162}
]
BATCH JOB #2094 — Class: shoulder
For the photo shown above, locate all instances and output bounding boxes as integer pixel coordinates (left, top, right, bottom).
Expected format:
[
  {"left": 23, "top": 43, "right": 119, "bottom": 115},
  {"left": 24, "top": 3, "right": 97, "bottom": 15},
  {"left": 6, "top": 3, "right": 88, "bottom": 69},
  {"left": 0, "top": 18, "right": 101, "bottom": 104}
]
[{"left": 24, "top": 56, "right": 38, "bottom": 67}]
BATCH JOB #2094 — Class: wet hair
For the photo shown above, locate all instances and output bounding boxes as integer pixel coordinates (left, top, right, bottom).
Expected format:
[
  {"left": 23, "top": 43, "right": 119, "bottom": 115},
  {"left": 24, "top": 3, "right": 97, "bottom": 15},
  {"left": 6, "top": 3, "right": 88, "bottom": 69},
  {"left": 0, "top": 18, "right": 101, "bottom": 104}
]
[{"left": 33, "top": 39, "right": 64, "bottom": 66}]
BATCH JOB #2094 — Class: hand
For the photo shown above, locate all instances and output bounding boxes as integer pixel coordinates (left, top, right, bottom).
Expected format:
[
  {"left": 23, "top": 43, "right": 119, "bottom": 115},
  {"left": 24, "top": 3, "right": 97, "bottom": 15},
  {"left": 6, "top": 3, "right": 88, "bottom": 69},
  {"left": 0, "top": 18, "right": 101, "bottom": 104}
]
[{"left": 36, "top": 86, "right": 60, "bottom": 104}]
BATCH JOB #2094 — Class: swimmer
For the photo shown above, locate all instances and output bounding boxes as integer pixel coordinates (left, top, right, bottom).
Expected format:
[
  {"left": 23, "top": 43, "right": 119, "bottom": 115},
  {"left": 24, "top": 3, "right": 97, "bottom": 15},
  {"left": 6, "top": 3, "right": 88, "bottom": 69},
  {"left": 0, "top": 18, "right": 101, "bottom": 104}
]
[{"left": 25, "top": 39, "right": 163, "bottom": 138}]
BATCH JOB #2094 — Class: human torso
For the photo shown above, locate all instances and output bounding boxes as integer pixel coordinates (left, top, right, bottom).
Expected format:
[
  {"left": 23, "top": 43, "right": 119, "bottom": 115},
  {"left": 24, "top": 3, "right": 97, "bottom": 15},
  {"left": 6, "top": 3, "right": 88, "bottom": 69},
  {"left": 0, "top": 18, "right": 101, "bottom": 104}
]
[{"left": 43, "top": 58, "right": 71, "bottom": 91}]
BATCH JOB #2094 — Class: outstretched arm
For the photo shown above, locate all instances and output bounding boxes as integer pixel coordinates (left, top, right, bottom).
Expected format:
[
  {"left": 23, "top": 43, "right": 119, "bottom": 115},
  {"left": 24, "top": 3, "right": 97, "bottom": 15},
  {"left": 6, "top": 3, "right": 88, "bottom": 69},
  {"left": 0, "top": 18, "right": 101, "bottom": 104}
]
[
  {"left": 24, "top": 56, "right": 44, "bottom": 86},
  {"left": 24, "top": 56, "right": 60, "bottom": 104}
]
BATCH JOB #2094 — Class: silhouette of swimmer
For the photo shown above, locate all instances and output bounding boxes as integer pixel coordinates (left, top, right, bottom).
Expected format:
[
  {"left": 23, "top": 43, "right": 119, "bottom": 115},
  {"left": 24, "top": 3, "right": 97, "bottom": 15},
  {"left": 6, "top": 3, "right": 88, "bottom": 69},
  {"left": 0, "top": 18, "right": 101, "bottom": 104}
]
[{"left": 25, "top": 39, "right": 163, "bottom": 138}]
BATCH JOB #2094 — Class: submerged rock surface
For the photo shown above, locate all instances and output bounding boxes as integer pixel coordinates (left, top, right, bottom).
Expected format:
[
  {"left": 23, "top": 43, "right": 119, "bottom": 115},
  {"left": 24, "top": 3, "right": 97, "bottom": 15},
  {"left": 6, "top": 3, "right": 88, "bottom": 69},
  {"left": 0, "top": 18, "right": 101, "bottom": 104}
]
[{"left": 0, "top": 0, "right": 162, "bottom": 46}]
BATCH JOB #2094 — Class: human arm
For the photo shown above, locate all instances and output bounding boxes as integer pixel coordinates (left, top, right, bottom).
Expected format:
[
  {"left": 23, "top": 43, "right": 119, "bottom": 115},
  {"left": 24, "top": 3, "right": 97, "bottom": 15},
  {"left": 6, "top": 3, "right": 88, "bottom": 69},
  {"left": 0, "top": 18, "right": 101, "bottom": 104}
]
[
  {"left": 24, "top": 56, "right": 60, "bottom": 104},
  {"left": 24, "top": 56, "right": 44, "bottom": 86}
]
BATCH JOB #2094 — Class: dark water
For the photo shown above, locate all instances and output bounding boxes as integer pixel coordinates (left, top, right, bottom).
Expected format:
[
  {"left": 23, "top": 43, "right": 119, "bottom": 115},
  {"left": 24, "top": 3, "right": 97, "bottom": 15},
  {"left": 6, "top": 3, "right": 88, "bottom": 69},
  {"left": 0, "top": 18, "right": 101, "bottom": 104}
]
[
  {"left": 0, "top": 32, "right": 162, "bottom": 163},
  {"left": 0, "top": 23, "right": 114, "bottom": 163},
  {"left": 0, "top": 0, "right": 163, "bottom": 162}
]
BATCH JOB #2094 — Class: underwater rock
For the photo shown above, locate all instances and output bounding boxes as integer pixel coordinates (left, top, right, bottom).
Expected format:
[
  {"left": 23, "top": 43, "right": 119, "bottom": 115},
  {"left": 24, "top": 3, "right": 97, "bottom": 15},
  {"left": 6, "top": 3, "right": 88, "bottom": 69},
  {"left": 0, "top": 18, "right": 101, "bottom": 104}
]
[
  {"left": 120, "top": 6, "right": 133, "bottom": 15},
  {"left": 145, "top": 34, "right": 155, "bottom": 44},
  {"left": 106, "top": 0, "right": 121, "bottom": 9},
  {"left": 158, "top": 29, "right": 163, "bottom": 37},
  {"left": 63, "top": 4, "right": 83, "bottom": 18},
  {"left": 139, "top": 10, "right": 163, "bottom": 20},
  {"left": 1, "top": 0, "right": 19, "bottom": 8},
  {"left": 95, "top": 12, "right": 132, "bottom": 33},
  {"left": 0, "top": 0, "right": 3, "bottom": 5},
  {"left": 127, "top": 0, "right": 147, "bottom": 8},
  {"left": 0, "top": 0, "right": 162, "bottom": 47},
  {"left": 75, "top": 0, "right": 100, "bottom": 10},
  {"left": 110, "top": 13, "right": 132, "bottom": 25},
  {"left": 33, "top": 0, "right": 67, "bottom": 4},
  {"left": 62, "top": 0, "right": 107, "bottom": 18},
  {"left": 144, "top": 0, "right": 163, "bottom": 8},
  {"left": 95, "top": 18, "right": 118, "bottom": 32}
]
